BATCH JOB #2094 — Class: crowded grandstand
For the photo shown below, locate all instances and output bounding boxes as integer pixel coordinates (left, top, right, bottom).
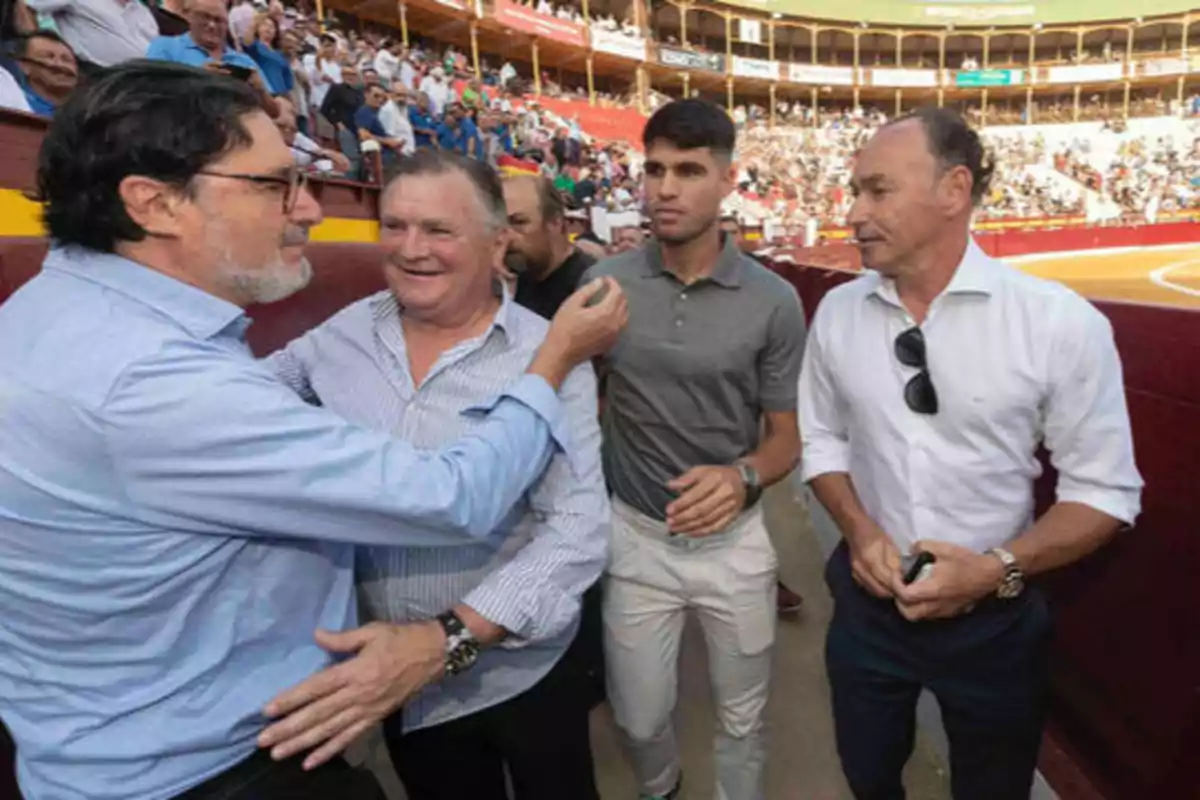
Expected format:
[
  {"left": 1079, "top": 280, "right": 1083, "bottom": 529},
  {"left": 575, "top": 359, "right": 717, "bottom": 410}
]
[{"left": 2, "top": 0, "right": 1198, "bottom": 247}]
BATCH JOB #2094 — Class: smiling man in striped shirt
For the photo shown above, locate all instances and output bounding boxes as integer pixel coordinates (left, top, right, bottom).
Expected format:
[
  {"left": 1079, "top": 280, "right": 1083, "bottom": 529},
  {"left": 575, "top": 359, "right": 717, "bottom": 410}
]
[{"left": 263, "top": 148, "right": 609, "bottom": 800}]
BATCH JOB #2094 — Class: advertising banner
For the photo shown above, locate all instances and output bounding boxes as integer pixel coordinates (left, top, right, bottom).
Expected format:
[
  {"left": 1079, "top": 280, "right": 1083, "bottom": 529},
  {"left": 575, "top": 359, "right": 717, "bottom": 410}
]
[
  {"left": 732, "top": 56, "right": 778, "bottom": 80},
  {"left": 1137, "top": 58, "right": 1189, "bottom": 77},
  {"left": 658, "top": 46, "right": 726, "bottom": 73},
  {"left": 867, "top": 68, "right": 938, "bottom": 88},
  {"left": 787, "top": 63, "right": 855, "bottom": 85},
  {"left": 737, "top": 18, "right": 763, "bottom": 44},
  {"left": 494, "top": 0, "right": 586, "bottom": 47},
  {"left": 590, "top": 28, "right": 647, "bottom": 61},
  {"left": 956, "top": 68, "right": 1023, "bottom": 87},
  {"left": 1044, "top": 63, "right": 1123, "bottom": 84}
]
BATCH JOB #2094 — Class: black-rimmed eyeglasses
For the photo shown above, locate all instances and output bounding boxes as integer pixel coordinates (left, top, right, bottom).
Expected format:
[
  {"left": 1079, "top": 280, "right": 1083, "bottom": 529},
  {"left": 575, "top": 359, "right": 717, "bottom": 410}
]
[
  {"left": 195, "top": 168, "right": 309, "bottom": 213},
  {"left": 895, "top": 326, "right": 938, "bottom": 415}
]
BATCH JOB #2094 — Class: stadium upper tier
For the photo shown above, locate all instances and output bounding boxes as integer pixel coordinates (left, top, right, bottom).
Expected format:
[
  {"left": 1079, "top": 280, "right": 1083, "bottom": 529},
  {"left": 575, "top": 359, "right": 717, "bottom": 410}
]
[{"left": 715, "top": 0, "right": 1197, "bottom": 28}]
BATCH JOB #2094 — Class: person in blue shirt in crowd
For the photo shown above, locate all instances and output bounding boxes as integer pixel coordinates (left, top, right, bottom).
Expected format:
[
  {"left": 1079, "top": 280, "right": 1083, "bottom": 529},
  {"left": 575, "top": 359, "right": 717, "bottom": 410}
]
[
  {"left": 146, "top": 0, "right": 278, "bottom": 116},
  {"left": 354, "top": 82, "right": 406, "bottom": 169},
  {"left": 240, "top": 12, "right": 293, "bottom": 96},
  {"left": 409, "top": 89, "right": 438, "bottom": 148},
  {"left": 7, "top": 29, "right": 76, "bottom": 116},
  {"left": 0, "top": 60, "right": 628, "bottom": 800},
  {"left": 436, "top": 101, "right": 471, "bottom": 156}
]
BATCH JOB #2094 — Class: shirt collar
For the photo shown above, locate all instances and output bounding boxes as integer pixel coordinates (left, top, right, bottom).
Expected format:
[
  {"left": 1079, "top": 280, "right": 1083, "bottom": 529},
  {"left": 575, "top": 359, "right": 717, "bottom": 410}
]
[
  {"left": 869, "top": 237, "right": 997, "bottom": 307},
  {"left": 180, "top": 31, "right": 236, "bottom": 59},
  {"left": 641, "top": 233, "right": 745, "bottom": 288},
  {"left": 372, "top": 279, "right": 516, "bottom": 344},
  {"left": 43, "top": 246, "right": 248, "bottom": 340}
]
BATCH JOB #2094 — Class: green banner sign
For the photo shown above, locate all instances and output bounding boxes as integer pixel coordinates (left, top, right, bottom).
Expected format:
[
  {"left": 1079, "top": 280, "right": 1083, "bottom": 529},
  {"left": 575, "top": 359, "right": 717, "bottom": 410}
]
[{"left": 956, "top": 69, "right": 1024, "bottom": 87}]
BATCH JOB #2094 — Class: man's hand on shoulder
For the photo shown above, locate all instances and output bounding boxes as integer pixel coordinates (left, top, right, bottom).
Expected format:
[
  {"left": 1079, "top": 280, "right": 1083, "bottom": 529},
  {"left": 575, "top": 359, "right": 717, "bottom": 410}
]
[
  {"left": 258, "top": 621, "right": 446, "bottom": 770},
  {"left": 528, "top": 277, "right": 627, "bottom": 389}
]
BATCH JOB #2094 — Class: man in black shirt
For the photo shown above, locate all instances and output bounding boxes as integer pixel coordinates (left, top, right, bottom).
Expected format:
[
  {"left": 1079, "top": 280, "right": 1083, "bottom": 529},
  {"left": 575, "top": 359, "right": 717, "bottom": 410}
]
[
  {"left": 502, "top": 173, "right": 605, "bottom": 709},
  {"left": 503, "top": 175, "right": 597, "bottom": 321}
]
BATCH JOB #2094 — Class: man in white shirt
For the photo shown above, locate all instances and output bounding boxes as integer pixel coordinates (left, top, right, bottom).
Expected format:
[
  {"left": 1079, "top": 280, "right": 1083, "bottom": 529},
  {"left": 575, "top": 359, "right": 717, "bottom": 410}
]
[
  {"left": 798, "top": 107, "right": 1142, "bottom": 800},
  {"left": 226, "top": 0, "right": 255, "bottom": 44},
  {"left": 419, "top": 65, "right": 449, "bottom": 116},
  {"left": 25, "top": 0, "right": 158, "bottom": 68},
  {"left": 378, "top": 82, "right": 415, "bottom": 155}
]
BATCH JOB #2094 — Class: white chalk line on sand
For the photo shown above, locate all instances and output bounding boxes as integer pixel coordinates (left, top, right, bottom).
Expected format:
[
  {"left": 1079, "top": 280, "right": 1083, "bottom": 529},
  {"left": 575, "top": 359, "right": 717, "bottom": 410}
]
[{"left": 1148, "top": 258, "right": 1200, "bottom": 299}]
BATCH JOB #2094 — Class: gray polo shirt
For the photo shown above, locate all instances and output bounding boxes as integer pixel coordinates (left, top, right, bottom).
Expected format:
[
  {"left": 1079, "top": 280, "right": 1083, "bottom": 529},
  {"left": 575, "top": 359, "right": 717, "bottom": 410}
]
[{"left": 584, "top": 237, "right": 806, "bottom": 521}]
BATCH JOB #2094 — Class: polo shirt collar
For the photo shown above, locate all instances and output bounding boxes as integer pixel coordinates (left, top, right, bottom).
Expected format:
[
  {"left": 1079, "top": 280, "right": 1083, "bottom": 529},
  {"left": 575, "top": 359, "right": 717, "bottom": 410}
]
[{"left": 641, "top": 233, "right": 744, "bottom": 288}]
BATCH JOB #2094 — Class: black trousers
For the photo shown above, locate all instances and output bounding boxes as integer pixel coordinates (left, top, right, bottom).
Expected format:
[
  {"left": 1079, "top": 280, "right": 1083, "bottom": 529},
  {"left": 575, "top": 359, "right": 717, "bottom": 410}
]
[
  {"left": 825, "top": 541, "right": 1051, "bottom": 800},
  {"left": 176, "top": 748, "right": 386, "bottom": 800},
  {"left": 383, "top": 647, "right": 599, "bottom": 800},
  {"left": 564, "top": 580, "right": 606, "bottom": 708}
]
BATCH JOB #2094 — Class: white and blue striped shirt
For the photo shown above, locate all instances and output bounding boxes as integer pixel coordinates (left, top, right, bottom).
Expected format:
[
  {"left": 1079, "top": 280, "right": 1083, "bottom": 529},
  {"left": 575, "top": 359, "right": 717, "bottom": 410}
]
[{"left": 267, "top": 288, "right": 610, "bottom": 731}]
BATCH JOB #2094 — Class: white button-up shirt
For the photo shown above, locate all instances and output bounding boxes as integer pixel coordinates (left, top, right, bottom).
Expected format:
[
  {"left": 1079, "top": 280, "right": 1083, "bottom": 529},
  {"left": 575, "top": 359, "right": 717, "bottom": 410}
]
[{"left": 798, "top": 239, "right": 1142, "bottom": 553}]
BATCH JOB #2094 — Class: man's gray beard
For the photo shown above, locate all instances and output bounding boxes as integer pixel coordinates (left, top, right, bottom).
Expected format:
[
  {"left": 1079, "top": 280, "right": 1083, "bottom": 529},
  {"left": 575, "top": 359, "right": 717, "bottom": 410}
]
[{"left": 234, "top": 256, "right": 314, "bottom": 304}]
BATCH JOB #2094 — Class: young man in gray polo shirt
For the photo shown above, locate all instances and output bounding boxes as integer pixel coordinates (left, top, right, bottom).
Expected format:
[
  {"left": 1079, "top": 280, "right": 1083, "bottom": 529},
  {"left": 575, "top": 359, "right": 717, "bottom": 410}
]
[{"left": 584, "top": 99, "right": 806, "bottom": 800}]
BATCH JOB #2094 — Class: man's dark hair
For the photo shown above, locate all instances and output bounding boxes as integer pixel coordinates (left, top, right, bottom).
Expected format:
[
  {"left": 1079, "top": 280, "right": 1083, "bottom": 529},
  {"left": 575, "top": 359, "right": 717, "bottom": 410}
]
[
  {"left": 15, "top": 29, "right": 71, "bottom": 58},
  {"left": 642, "top": 98, "right": 736, "bottom": 159},
  {"left": 37, "top": 60, "right": 261, "bottom": 253},
  {"left": 384, "top": 148, "right": 506, "bottom": 229},
  {"left": 892, "top": 106, "right": 995, "bottom": 206}
]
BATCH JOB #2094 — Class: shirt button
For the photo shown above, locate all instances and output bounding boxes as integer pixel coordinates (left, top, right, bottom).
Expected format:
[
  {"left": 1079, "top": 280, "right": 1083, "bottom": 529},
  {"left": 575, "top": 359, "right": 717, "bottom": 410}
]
[
  {"left": 680, "top": 292, "right": 688, "bottom": 300},
  {"left": 675, "top": 319, "right": 684, "bottom": 327}
]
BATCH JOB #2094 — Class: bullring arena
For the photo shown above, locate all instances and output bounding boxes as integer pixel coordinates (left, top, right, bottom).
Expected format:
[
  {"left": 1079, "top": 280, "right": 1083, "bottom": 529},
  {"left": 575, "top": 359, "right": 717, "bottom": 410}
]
[{"left": 1, "top": 0, "right": 1199, "bottom": 796}]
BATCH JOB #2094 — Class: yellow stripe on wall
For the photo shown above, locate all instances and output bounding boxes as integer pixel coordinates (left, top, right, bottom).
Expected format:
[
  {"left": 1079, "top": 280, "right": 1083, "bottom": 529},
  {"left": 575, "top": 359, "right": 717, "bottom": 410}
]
[
  {"left": 0, "top": 189, "right": 43, "bottom": 237},
  {"left": 0, "top": 188, "right": 379, "bottom": 243}
]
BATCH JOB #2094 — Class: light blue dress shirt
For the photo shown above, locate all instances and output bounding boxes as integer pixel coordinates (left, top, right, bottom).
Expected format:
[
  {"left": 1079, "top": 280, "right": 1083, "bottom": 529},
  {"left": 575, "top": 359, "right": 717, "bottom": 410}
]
[
  {"left": 145, "top": 31, "right": 264, "bottom": 80},
  {"left": 0, "top": 248, "right": 568, "bottom": 800},
  {"left": 268, "top": 289, "right": 609, "bottom": 732}
]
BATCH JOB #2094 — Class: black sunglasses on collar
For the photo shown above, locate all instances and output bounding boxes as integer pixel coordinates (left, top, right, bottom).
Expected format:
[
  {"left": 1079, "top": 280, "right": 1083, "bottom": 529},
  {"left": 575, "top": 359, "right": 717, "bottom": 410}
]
[{"left": 894, "top": 327, "right": 938, "bottom": 415}]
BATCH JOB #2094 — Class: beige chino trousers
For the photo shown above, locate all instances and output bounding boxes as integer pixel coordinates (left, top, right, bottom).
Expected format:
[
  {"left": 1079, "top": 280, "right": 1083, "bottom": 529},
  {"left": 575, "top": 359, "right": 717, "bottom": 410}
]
[{"left": 603, "top": 497, "right": 778, "bottom": 800}]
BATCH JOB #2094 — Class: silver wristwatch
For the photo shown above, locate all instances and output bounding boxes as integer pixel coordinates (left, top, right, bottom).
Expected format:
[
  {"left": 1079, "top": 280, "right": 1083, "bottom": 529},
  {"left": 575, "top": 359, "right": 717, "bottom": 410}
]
[
  {"left": 735, "top": 461, "right": 762, "bottom": 509},
  {"left": 986, "top": 547, "right": 1025, "bottom": 600},
  {"left": 435, "top": 610, "right": 480, "bottom": 677}
]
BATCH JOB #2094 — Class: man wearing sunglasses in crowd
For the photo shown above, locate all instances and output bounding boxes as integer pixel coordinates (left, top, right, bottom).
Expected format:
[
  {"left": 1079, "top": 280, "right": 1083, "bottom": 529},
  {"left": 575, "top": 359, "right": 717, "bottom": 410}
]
[{"left": 797, "top": 107, "right": 1143, "bottom": 800}]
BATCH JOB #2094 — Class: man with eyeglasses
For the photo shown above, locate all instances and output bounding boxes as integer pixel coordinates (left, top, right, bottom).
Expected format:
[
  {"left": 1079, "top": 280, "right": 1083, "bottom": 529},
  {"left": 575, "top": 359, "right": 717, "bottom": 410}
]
[
  {"left": 798, "top": 107, "right": 1143, "bottom": 800},
  {"left": 0, "top": 62, "right": 627, "bottom": 800}
]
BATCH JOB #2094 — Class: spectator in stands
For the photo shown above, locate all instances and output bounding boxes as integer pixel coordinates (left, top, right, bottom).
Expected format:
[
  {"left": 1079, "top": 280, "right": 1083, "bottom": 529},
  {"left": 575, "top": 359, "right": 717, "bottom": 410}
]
[
  {"left": 226, "top": 0, "right": 254, "bottom": 43},
  {"left": 302, "top": 32, "right": 341, "bottom": 124},
  {"left": 278, "top": 29, "right": 310, "bottom": 135},
  {"left": 242, "top": 12, "right": 293, "bottom": 96},
  {"left": 799, "top": 107, "right": 1143, "bottom": 800},
  {"left": 436, "top": 102, "right": 477, "bottom": 158},
  {"left": 419, "top": 63, "right": 449, "bottom": 114},
  {"left": 373, "top": 38, "right": 401, "bottom": 83},
  {"left": 0, "top": 60, "right": 626, "bottom": 800},
  {"left": 0, "top": 62, "right": 30, "bottom": 112},
  {"left": 261, "top": 147, "right": 608, "bottom": 800},
  {"left": 607, "top": 220, "right": 645, "bottom": 254},
  {"left": 586, "top": 99, "right": 805, "bottom": 800},
  {"left": 409, "top": 89, "right": 438, "bottom": 149},
  {"left": 355, "top": 82, "right": 406, "bottom": 169},
  {"left": 24, "top": 0, "right": 159, "bottom": 71},
  {"left": 275, "top": 95, "right": 350, "bottom": 173},
  {"left": 378, "top": 82, "right": 415, "bottom": 154},
  {"left": 145, "top": 0, "right": 278, "bottom": 116},
  {"left": 11, "top": 30, "right": 77, "bottom": 116},
  {"left": 320, "top": 64, "right": 364, "bottom": 163}
]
